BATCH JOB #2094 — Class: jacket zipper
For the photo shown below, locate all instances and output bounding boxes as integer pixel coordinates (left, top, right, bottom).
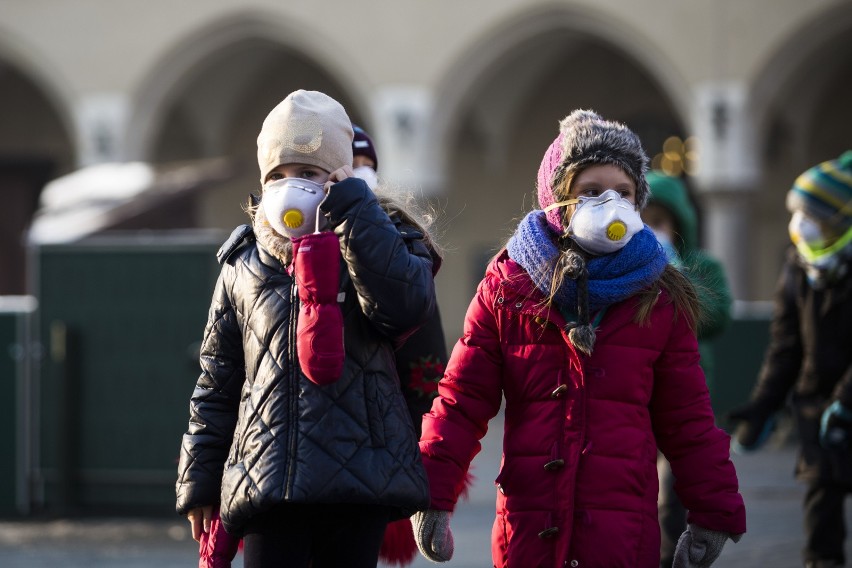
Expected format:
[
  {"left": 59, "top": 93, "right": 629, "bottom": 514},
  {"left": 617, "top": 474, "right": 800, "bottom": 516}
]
[{"left": 284, "top": 279, "right": 299, "bottom": 499}]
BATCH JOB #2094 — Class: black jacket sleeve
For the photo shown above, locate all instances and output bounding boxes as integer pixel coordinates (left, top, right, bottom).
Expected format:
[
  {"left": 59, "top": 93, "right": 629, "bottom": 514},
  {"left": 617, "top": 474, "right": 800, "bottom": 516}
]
[
  {"left": 176, "top": 270, "right": 245, "bottom": 515},
  {"left": 750, "top": 257, "right": 803, "bottom": 412},
  {"left": 320, "top": 177, "right": 436, "bottom": 339},
  {"left": 395, "top": 305, "right": 448, "bottom": 436}
]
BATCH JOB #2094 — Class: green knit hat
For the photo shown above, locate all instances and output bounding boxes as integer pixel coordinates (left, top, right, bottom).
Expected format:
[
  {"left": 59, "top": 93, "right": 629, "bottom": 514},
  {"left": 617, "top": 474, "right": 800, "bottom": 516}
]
[{"left": 787, "top": 151, "right": 852, "bottom": 232}]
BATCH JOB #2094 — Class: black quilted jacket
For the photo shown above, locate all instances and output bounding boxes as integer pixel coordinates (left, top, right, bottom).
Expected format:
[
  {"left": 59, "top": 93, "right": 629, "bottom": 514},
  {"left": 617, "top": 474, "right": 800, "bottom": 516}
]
[{"left": 176, "top": 178, "right": 435, "bottom": 533}]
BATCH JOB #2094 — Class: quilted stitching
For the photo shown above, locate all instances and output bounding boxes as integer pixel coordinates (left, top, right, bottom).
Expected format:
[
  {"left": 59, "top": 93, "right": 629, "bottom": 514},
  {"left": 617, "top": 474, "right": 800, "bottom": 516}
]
[{"left": 177, "top": 188, "right": 433, "bottom": 528}]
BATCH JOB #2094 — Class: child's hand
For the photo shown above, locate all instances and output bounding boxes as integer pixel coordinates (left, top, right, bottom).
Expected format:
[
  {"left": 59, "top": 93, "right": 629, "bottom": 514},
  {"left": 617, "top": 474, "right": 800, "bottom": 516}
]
[
  {"left": 324, "top": 165, "right": 354, "bottom": 193},
  {"left": 187, "top": 505, "right": 214, "bottom": 542}
]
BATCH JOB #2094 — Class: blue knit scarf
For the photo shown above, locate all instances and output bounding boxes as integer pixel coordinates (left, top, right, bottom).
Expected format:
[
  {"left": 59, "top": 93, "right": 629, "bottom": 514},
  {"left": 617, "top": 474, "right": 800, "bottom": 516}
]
[{"left": 507, "top": 210, "right": 668, "bottom": 312}]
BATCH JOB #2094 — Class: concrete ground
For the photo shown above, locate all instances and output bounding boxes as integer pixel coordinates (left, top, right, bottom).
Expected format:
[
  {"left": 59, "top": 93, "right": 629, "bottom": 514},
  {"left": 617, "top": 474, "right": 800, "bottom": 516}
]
[{"left": 1, "top": 414, "right": 851, "bottom": 567}]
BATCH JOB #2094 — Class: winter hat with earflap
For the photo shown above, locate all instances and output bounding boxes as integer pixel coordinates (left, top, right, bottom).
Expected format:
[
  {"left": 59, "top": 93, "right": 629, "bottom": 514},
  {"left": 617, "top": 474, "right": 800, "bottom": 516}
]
[
  {"left": 537, "top": 109, "right": 650, "bottom": 235},
  {"left": 257, "top": 90, "right": 354, "bottom": 183},
  {"left": 787, "top": 150, "right": 852, "bottom": 233},
  {"left": 352, "top": 125, "right": 378, "bottom": 170}
]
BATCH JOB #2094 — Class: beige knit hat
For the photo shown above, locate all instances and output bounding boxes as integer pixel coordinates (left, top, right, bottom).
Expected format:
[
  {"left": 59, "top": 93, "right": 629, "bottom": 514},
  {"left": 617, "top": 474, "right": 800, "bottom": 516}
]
[{"left": 256, "top": 90, "right": 354, "bottom": 183}]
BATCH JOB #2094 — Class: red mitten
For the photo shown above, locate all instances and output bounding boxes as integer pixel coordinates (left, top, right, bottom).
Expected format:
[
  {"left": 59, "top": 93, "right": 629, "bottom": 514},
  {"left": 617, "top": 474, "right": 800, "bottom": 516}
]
[
  {"left": 292, "top": 231, "right": 344, "bottom": 385},
  {"left": 199, "top": 509, "right": 239, "bottom": 568}
]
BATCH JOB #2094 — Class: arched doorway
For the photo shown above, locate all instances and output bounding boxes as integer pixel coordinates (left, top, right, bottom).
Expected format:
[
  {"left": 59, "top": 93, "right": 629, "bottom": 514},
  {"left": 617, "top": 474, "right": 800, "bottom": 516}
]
[
  {"left": 432, "top": 7, "right": 688, "bottom": 339},
  {"left": 0, "top": 59, "right": 74, "bottom": 294},
  {"left": 129, "top": 13, "right": 369, "bottom": 232},
  {"left": 749, "top": 2, "right": 852, "bottom": 298}
]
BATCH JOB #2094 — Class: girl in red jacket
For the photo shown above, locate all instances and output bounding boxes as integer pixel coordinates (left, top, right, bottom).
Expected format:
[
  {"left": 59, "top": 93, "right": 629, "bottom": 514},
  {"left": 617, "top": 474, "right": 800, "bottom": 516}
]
[{"left": 413, "top": 110, "right": 746, "bottom": 568}]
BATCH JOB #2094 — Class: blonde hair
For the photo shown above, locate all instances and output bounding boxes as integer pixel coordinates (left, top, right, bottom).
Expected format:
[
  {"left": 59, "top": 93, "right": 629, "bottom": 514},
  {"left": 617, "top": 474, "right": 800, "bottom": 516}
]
[{"left": 244, "top": 181, "right": 442, "bottom": 260}]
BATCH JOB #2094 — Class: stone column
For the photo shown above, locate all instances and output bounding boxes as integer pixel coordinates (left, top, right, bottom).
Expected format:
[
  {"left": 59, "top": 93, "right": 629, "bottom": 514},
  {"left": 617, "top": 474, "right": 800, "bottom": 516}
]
[
  {"left": 370, "top": 86, "right": 439, "bottom": 195},
  {"left": 74, "top": 93, "right": 130, "bottom": 166},
  {"left": 691, "top": 82, "right": 760, "bottom": 301}
]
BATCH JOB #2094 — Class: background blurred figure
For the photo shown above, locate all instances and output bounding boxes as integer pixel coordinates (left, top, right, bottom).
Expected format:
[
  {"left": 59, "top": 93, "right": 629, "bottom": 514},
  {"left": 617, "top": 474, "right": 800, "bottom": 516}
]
[
  {"left": 643, "top": 171, "right": 733, "bottom": 568},
  {"left": 729, "top": 151, "right": 852, "bottom": 568},
  {"left": 351, "top": 124, "right": 449, "bottom": 567},
  {"left": 350, "top": 124, "right": 448, "bottom": 434}
]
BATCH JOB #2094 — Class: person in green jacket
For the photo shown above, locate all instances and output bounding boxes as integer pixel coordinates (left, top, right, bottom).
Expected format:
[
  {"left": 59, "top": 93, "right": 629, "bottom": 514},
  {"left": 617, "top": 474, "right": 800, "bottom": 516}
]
[{"left": 643, "top": 171, "right": 733, "bottom": 568}]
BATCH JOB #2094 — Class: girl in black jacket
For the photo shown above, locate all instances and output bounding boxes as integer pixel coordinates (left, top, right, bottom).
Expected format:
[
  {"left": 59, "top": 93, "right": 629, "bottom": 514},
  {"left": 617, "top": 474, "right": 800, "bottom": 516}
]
[{"left": 176, "top": 90, "right": 437, "bottom": 568}]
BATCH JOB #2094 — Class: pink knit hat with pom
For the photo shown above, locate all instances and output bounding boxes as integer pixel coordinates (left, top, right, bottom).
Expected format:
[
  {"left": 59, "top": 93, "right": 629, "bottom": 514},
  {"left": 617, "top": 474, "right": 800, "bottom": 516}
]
[{"left": 537, "top": 110, "right": 650, "bottom": 234}]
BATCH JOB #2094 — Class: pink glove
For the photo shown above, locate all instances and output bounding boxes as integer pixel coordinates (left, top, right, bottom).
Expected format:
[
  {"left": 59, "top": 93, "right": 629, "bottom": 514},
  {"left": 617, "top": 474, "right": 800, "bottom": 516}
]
[
  {"left": 198, "top": 509, "right": 239, "bottom": 568},
  {"left": 292, "top": 231, "right": 345, "bottom": 385}
]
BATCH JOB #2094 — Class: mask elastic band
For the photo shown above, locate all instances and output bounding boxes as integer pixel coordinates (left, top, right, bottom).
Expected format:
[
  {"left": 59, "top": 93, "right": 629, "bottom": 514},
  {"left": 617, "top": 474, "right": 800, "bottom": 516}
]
[
  {"left": 544, "top": 198, "right": 580, "bottom": 212},
  {"left": 796, "top": 222, "right": 852, "bottom": 263}
]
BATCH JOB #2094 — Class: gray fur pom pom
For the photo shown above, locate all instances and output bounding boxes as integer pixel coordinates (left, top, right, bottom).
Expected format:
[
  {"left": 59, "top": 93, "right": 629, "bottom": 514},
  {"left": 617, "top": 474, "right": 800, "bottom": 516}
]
[{"left": 569, "top": 324, "right": 596, "bottom": 355}]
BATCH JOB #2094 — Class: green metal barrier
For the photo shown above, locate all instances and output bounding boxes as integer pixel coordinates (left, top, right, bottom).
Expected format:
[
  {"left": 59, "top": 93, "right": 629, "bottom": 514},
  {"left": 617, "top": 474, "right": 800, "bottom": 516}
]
[
  {"left": 32, "top": 232, "right": 222, "bottom": 514},
  {"left": 708, "top": 308, "right": 773, "bottom": 430},
  {"left": 0, "top": 296, "right": 36, "bottom": 516}
]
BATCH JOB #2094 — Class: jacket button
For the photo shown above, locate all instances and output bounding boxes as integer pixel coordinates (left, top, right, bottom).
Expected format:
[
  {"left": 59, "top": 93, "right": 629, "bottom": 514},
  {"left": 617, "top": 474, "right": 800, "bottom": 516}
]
[
  {"left": 551, "top": 384, "right": 568, "bottom": 398},
  {"left": 537, "top": 526, "right": 559, "bottom": 539},
  {"left": 570, "top": 561, "right": 579, "bottom": 567},
  {"left": 544, "top": 459, "right": 565, "bottom": 471},
  {"left": 496, "top": 483, "right": 505, "bottom": 495}
]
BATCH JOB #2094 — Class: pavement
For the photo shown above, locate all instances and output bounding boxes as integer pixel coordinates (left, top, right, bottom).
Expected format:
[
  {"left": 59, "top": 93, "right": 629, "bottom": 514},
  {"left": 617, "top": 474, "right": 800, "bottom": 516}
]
[{"left": 1, "top": 414, "right": 850, "bottom": 568}]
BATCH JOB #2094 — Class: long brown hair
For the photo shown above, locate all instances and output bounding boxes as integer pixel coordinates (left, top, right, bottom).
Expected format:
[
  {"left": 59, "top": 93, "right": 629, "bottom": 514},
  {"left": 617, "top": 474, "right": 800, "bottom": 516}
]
[{"left": 544, "top": 171, "right": 703, "bottom": 333}]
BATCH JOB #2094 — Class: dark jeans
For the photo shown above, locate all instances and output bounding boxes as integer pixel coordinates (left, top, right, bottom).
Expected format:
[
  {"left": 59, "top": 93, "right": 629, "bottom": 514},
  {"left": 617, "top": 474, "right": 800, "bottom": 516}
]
[
  {"left": 242, "top": 502, "right": 392, "bottom": 568},
  {"left": 803, "top": 482, "right": 848, "bottom": 566}
]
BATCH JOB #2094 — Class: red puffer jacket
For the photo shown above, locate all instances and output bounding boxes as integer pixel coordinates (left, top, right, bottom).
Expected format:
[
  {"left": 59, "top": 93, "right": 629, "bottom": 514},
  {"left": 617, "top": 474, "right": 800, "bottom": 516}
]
[{"left": 420, "top": 251, "right": 745, "bottom": 568}]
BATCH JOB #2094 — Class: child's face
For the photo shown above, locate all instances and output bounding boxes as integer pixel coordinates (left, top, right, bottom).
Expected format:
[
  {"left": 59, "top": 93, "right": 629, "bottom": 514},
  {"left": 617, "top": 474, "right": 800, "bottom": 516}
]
[
  {"left": 641, "top": 203, "right": 677, "bottom": 240},
  {"left": 353, "top": 155, "right": 376, "bottom": 170},
  {"left": 264, "top": 163, "right": 330, "bottom": 186},
  {"left": 570, "top": 164, "right": 637, "bottom": 204}
]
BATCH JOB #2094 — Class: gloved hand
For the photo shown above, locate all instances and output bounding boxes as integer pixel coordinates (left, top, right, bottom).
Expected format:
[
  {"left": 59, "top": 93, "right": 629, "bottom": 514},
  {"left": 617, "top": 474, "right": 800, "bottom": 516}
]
[
  {"left": 411, "top": 509, "right": 453, "bottom": 563},
  {"left": 672, "top": 523, "right": 741, "bottom": 568},
  {"left": 820, "top": 401, "right": 852, "bottom": 450},
  {"left": 727, "top": 401, "right": 775, "bottom": 454}
]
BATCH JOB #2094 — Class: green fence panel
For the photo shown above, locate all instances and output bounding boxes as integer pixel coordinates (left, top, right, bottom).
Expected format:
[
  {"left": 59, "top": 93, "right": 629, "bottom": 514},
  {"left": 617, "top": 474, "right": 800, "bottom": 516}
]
[
  {"left": 710, "top": 315, "right": 773, "bottom": 430},
  {"left": 34, "top": 233, "right": 222, "bottom": 514},
  {"left": 0, "top": 311, "right": 18, "bottom": 514},
  {"left": 0, "top": 297, "right": 36, "bottom": 516}
]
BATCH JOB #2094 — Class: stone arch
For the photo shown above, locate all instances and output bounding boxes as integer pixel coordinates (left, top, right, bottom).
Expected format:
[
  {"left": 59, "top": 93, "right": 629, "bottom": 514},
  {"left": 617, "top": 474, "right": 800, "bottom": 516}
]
[
  {"left": 430, "top": 4, "right": 693, "bottom": 182},
  {"left": 427, "top": 5, "right": 693, "bottom": 338},
  {"left": 126, "top": 10, "right": 371, "bottom": 163},
  {"left": 745, "top": 1, "right": 852, "bottom": 297},
  {"left": 0, "top": 33, "right": 76, "bottom": 292},
  {"left": 750, "top": 2, "right": 852, "bottom": 169},
  {"left": 0, "top": 31, "right": 77, "bottom": 166},
  {"left": 126, "top": 10, "right": 372, "bottom": 230}
]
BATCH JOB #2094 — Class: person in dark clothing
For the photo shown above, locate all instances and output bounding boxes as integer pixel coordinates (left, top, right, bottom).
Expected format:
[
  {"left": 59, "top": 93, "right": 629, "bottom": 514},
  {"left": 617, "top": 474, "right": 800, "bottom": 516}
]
[
  {"left": 644, "top": 171, "right": 733, "bottom": 567},
  {"left": 350, "top": 123, "right": 448, "bottom": 436},
  {"left": 175, "top": 90, "right": 437, "bottom": 568},
  {"left": 729, "top": 151, "right": 852, "bottom": 568}
]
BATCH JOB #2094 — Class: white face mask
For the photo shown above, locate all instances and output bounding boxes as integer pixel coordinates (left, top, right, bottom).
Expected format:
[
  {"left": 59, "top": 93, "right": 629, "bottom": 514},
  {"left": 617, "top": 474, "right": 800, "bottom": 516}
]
[
  {"left": 352, "top": 165, "right": 378, "bottom": 190},
  {"left": 789, "top": 209, "right": 852, "bottom": 271},
  {"left": 549, "top": 189, "right": 644, "bottom": 254},
  {"left": 262, "top": 178, "right": 327, "bottom": 239}
]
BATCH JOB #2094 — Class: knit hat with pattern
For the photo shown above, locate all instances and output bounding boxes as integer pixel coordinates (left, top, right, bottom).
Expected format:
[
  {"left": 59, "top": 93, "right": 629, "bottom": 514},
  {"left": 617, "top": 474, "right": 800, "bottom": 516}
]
[
  {"left": 537, "top": 110, "right": 650, "bottom": 234},
  {"left": 257, "top": 90, "right": 354, "bottom": 183},
  {"left": 787, "top": 150, "right": 852, "bottom": 232}
]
